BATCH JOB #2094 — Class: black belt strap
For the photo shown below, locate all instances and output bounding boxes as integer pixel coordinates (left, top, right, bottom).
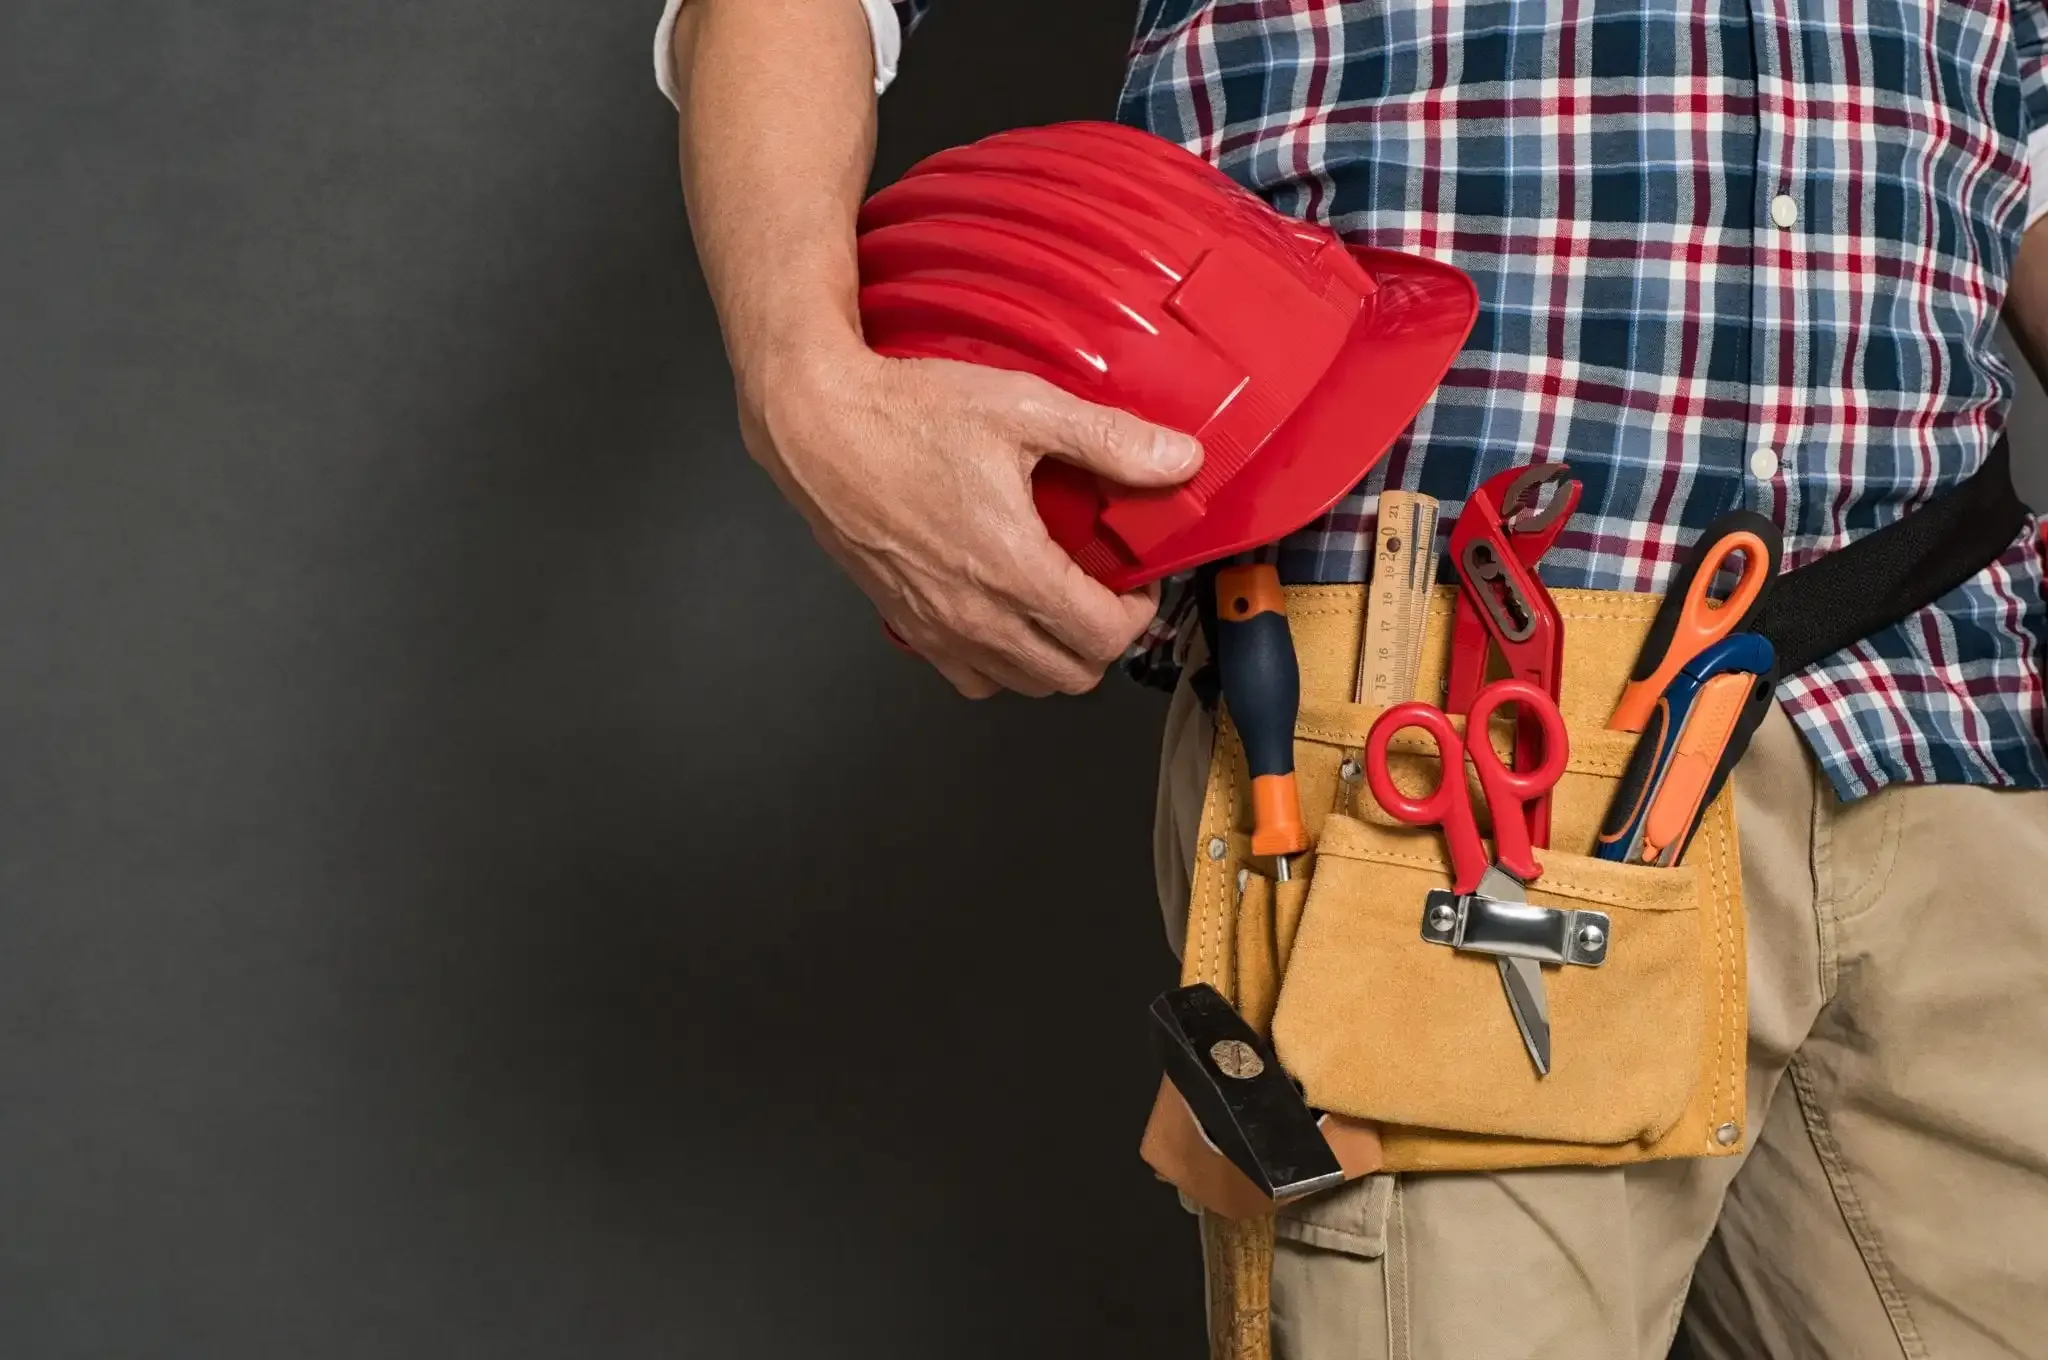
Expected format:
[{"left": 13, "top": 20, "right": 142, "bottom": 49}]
[
  {"left": 1755, "top": 435, "right": 2026, "bottom": 675},
  {"left": 1186, "top": 435, "right": 2029, "bottom": 705}
]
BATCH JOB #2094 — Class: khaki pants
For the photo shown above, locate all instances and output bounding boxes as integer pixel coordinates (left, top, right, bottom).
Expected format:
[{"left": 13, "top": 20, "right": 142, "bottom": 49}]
[{"left": 1154, "top": 683, "right": 2048, "bottom": 1359}]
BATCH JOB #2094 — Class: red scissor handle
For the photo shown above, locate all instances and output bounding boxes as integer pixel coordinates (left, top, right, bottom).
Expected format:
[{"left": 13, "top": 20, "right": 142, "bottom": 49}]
[
  {"left": 1364, "top": 679, "right": 1569, "bottom": 893},
  {"left": 1365, "top": 701, "right": 1487, "bottom": 890},
  {"left": 1465, "top": 680, "right": 1569, "bottom": 882}
]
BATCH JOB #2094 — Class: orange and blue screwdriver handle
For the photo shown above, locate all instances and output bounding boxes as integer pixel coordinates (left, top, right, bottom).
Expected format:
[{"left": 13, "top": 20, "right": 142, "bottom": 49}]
[
  {"left": 1214, "top": 565, "right": 1309, "bottom": 869},
  {"left": 1363, "top": 679, "right": 1569, "bottom": 894},
  {"left": 1611, "top": 512, "right": 1780, "bottom": 732}
]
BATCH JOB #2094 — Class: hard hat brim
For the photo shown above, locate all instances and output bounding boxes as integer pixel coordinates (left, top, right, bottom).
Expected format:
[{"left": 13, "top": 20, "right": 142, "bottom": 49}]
[{"left": 1086, "top": 243, "right": 1478, "bottom": 591}]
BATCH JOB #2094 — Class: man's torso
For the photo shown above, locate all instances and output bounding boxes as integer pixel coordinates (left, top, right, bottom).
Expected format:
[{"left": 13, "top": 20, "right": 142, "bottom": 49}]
[{"left": 1117, "top": 0, "right": 2048, "bottom": 798}]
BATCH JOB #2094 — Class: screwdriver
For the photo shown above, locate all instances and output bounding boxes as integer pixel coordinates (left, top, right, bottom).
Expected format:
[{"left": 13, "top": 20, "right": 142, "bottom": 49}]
[{"left": 1215, "top": 564, "right": 1309, "bottom": 880}]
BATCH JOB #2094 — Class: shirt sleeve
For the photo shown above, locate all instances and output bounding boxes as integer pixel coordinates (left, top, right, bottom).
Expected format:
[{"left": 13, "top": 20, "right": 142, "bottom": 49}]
[
  {"left": 653, "top": 0, "right": 924, "bottom": 109},
  {"left": 2016, "top": 0, "right": 2048, "bottom": 228}
]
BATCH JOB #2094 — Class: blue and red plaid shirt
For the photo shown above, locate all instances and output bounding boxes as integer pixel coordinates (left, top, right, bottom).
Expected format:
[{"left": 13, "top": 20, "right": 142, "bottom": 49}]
[{"left": 659, "top": 0, "right": 2048, "bottom": 800}]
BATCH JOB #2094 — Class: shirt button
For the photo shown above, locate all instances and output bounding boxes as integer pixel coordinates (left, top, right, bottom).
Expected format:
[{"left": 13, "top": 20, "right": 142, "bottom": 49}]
[
  {"left": 1770, "top": 194, "right": 1799, "bottom": 229},
  {"left": 1750, "top": 446, "right": 1780, "bottom": 479}
]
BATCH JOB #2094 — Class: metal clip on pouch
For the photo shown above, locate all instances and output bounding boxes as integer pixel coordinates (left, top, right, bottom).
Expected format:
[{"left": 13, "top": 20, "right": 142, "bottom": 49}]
[{"left": 1421, "top": 890, "right": 1610, "bottom": 968}]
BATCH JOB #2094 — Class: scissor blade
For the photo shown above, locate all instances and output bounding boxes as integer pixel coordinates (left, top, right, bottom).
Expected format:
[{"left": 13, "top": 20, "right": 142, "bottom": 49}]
[
  {"left": 1497, "top": 955, "right": 1551, "bottom": 1076},
  {"left": 1475, "top": 865, "right": 1527, "bottom": 902}
]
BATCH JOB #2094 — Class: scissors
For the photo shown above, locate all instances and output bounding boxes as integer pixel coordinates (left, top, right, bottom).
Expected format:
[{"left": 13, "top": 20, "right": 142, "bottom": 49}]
[
  {"left": 1364, "top": 678, "right": 1570, "bottom": 1076},
  {"left": 1610, "top": 510, "right": 1782, "bottom": 733}
]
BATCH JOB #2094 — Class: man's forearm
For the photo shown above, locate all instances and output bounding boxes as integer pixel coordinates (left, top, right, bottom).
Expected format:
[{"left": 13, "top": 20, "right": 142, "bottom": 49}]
[
  {"left": 2007, "top": 218, "right": 2048, "bottom": 390},
  {"left": 672, "top": 0, "right": 878, "bottom": 400},
  {"left": 667, "top": 0, "right": 1200, "bottom": 700}
]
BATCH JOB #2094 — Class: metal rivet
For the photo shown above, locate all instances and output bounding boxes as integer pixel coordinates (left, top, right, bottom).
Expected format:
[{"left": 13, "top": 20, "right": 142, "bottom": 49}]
[
  {"left": 1427, "top": 902, "right": 1459, "bottom": 934},
  {"left": 1207, "top": 837, "right": 1228, "bottom": 862},
  {"left": 1576, "top": 923, "right": 1607, "bottom": 955},
  {"left": 1715, "top": 1122, "right": 1741, "bottom": 1146},
  {"left": 1210, "top": 1039, "right": 1265, "bottom": 1080},
  {"left": 1339, "top": 758, "right": 1363, "bottom": 783}
]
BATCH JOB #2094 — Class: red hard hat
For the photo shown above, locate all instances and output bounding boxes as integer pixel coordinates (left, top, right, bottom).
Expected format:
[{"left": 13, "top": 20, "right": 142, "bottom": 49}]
[{"left": 856, "top": 121, "right": 1478, "bottom": 591}]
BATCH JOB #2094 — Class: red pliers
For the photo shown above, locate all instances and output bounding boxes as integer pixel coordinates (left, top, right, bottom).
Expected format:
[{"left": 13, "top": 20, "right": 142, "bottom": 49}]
[{"left": 1444, "top": 463, "right": 1580, "bottom": 850}]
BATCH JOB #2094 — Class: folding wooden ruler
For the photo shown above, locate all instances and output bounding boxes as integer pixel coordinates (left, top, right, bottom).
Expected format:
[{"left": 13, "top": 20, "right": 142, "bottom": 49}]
[{"left": 1354, "top": 491, "right": 1441, "bottom": 706}]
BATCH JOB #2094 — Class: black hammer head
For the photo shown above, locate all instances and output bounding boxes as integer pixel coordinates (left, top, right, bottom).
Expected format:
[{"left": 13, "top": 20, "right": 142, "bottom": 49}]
[{"left": 1148, "top": 983, "right": 1343, "bottom": 1204}]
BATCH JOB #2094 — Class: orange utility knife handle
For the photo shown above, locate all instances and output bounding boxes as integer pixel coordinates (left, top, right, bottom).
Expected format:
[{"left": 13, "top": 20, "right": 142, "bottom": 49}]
[
  {"left": 1638, "top": 672, "right": 1755, "bottom": 862},
  {"left": 1640, "top": 669, "right": 1777, "bottom": 865},
  {"left": 1215, "top": 564, "right": 1308, "bottom": 858},
  {"left": 1612, "top": 512, "right": 1782, "bottom": 732}
]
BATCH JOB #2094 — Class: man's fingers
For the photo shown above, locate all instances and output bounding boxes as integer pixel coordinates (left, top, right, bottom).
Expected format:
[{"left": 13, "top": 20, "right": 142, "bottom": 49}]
[
  {"left": 960, "top": 614, "right": 1106, "bottom": 696},
  {"left": 900, "top": 605, "right": 1100, "bottom": 698},
  {"left": 1007, "top": 378, "right": 1202, "bottom": 489},
  {"left": 1013, "top": 539, "right": 1160, "bottom": 666},
  {"left": 923, "top": 649, "right": 1002, "bottom": 699}
]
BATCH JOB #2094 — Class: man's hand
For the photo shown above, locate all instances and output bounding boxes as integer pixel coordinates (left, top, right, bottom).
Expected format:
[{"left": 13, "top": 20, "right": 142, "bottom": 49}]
[
  {"left": 742, "top": 339, "right": 1202, "bottom": 697},
  {"left": 670, "top": 0, "right": 1197, "bottom": 698}
]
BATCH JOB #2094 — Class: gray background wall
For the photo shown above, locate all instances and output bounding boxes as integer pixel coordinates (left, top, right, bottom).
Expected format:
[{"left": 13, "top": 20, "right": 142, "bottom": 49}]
[{"left": 0, "top": 2, "right": 2040, "bottom": 1357}]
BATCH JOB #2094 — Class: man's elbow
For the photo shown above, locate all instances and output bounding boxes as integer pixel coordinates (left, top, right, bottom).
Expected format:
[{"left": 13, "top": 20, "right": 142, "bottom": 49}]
[{"left": 2007, "top": 217, "right": 2048, "bottom": 390}]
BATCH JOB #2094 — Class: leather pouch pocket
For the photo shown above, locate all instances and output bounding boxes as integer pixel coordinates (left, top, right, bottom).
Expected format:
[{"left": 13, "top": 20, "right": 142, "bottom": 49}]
[
  {"left": 1270, "top": 814, "right": 1702, "bottom": 1144},
  {"left": 1176, "top": 585, "right": 1750, "bottom": 1172},
  {"left": 1230, "top": 854, "right": 1313, "bottom": 1038}
]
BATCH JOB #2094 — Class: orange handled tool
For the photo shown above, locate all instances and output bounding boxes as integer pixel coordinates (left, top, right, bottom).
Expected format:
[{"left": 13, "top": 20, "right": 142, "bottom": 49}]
[
  {"left": 1636, "top": 670, "right": 1773, "bottom": 865},
  {"left": 1215, "top": 564, "right": 1308, "bottom": 876},
  {"left": 1611, "top": 511, "right": 1782, "bottom": 732},
  {"left": 1597, "top": 632, "right": 1777, "bottom": 865}
]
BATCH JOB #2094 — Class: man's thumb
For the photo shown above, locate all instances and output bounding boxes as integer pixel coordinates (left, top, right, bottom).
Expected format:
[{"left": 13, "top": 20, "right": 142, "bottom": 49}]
[{"left": 1031, "top": 392, "right": 1203, "bottom": 488}]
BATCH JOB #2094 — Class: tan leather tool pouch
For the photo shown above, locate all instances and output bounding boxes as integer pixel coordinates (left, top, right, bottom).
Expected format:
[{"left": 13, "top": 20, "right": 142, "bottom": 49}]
[
  {"left": 1180, "top": 585, "right": 1748, "bottom": 1173},
  {"left": 1276, "top": 809, "right": 1705, "bottom": 1145}
]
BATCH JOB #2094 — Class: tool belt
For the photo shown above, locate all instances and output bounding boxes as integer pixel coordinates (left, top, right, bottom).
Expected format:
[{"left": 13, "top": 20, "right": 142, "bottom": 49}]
[
  {"left": 1192, "top": 435, "right": 2025, "bottom": 712},
  {"left": 1164, "top": 438, "right": 2027, "bottom": 1355}
]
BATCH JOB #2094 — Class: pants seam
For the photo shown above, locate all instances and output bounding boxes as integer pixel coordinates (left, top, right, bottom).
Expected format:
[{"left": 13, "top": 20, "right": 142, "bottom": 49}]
[
  {"left": 1810, "top": 763, "right": 1841, "bottom": 1002},
  {"left": 1387, "top": 1177, "right": 1410, "bottom": 1360},
  {"left": 1789, "top": 1055, "right": 1928, "bottom": 1359}
]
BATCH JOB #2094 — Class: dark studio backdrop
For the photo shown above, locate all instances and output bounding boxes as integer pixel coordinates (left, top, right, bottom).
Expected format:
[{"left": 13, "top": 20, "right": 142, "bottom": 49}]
[{"left": 0, "top": 2, "right": 2042, "bottom": 1357}]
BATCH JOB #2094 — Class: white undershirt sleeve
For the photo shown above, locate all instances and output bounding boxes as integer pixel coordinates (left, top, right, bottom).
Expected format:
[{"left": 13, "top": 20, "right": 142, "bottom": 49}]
[
  {"left": 653, "top": 0, "right": 902, "bottom": 110},
  {"left": 2029, "top": 128, "right": 2048, "bottom": 230}
]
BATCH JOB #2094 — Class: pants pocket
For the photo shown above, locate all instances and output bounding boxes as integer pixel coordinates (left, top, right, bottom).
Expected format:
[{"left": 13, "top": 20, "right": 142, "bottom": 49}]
[
  {"left": 1267, "top": 1176, "right": 1398, "bottom": 1360},
  {"left": 1277, "top": 1170, "right": 1395, "bottom": 1258}
]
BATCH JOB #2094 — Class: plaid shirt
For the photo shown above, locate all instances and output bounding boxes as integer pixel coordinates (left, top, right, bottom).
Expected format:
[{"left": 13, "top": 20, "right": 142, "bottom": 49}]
[{"left": 769, "top": 0, "right": 2048, "bottom": 799}]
